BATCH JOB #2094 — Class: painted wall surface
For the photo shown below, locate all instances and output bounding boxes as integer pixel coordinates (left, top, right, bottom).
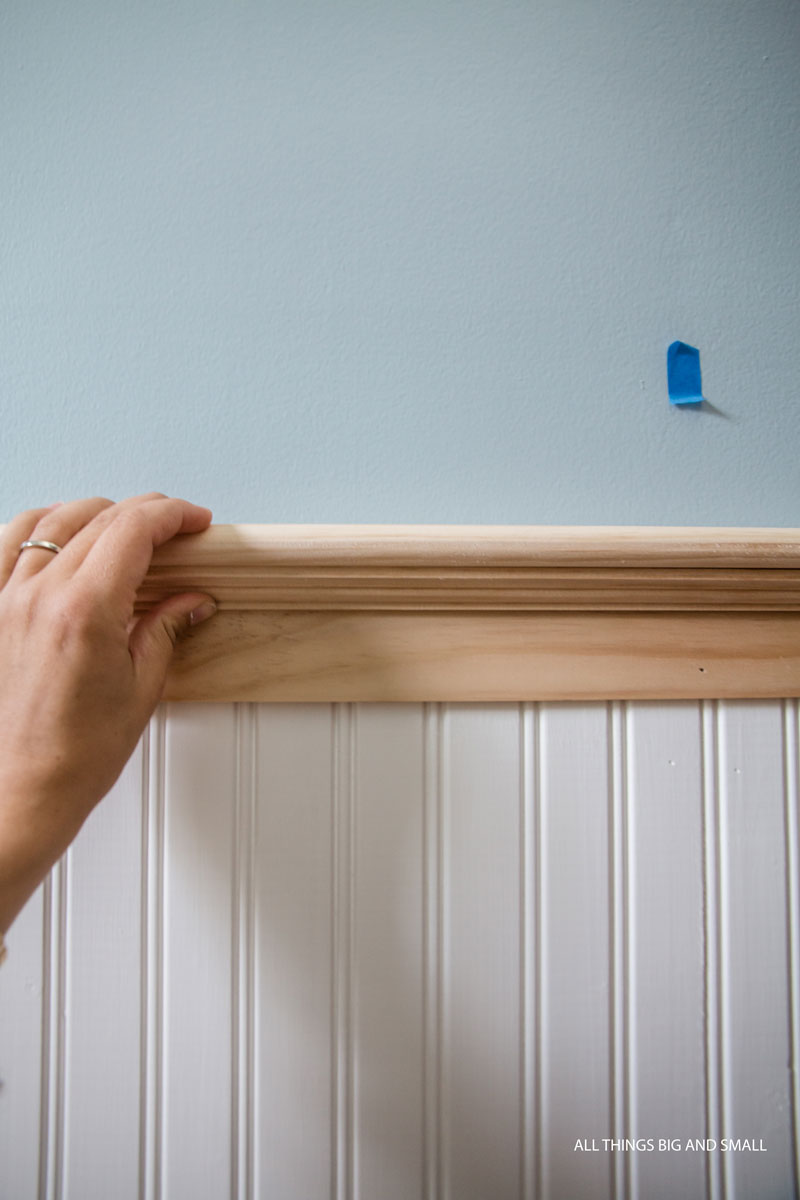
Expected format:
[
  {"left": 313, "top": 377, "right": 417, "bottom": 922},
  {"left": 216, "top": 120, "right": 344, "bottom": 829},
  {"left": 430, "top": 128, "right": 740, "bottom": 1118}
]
[
  {"left": 1, "top": 701, "right": 798, "bottom": 1198},
  {"left": 1, "top": 1, "right": 799, "bottom": 526}
]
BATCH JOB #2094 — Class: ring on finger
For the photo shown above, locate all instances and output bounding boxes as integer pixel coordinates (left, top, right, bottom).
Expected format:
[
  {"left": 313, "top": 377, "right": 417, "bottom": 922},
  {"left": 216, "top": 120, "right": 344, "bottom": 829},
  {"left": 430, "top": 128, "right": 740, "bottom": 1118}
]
[
  {"left": 19, "top": 539, "right": 63, "bottom": 556},
  {"left": 10, "top": 496, "right": 116, "bottom": 580}
]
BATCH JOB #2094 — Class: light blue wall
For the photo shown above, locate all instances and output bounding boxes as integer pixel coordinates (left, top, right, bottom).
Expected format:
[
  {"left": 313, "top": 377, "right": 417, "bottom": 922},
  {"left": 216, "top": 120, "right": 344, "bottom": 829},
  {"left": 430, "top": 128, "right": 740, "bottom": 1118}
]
[{"left": 2, "top": 1, "right": 798, "bottom": 525}]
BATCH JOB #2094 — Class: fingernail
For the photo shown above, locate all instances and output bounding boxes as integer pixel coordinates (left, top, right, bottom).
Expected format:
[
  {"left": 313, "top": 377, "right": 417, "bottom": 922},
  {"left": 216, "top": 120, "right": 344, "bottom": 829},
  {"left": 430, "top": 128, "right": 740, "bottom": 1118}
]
[
  {"left": 189, "top": 599, "right": 218, "bottom": 626},
  {"left": 46, "top": 501, "right": 64, "bottom": 510}
]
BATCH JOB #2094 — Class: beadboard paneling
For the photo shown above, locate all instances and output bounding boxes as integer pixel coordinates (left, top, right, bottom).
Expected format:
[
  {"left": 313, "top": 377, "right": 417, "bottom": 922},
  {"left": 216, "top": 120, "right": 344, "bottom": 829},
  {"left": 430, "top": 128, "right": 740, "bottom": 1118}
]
[
  {"left": 1, "top": 701, "right": 798, "bottom": 1200},
  {"left": 62, "top": 739, "right": 144, "bottom": 1200},
  {"left": 253, "top": 704, "right": 335, "bottom": 1199},
  {"left": 626, "top": 702, "right": 706, "bottom": 1200},
  {"left": 538, "top": 703, "right": 613, "bottom": 1199}
]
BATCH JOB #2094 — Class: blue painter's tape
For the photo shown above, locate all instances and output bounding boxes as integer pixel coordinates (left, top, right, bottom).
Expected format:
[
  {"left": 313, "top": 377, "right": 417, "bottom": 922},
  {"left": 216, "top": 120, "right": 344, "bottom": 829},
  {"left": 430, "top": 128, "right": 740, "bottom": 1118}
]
[{"left": 667, "top": 341, "right": 704, "bottom": 405}]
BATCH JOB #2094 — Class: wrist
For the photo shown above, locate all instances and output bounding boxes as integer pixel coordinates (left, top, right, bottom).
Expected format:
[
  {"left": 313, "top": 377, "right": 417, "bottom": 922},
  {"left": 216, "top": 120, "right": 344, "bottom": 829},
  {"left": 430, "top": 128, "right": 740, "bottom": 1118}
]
[{"left": 0, "top": 779, "right": 88, "bottom": 934}]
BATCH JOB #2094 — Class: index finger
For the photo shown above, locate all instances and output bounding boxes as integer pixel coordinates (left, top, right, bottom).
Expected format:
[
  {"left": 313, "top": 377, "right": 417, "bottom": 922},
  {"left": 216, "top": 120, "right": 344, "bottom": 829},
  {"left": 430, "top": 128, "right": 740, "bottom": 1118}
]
[{"left": 72, "top": 497, "right": 213, "bottom": 611}]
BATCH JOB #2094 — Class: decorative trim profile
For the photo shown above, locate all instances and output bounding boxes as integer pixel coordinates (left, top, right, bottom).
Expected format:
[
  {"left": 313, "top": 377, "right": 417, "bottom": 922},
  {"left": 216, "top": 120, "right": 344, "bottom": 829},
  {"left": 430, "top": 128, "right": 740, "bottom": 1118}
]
[{"left": 137, "top": 525, "right": 800, "bottom": 702}]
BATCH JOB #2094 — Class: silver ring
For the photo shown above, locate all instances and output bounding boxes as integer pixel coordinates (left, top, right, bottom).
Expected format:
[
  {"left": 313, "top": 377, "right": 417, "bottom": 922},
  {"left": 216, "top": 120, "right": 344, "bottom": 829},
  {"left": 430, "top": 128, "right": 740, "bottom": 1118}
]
[{"left": 19, "top": 539, "right": 62, "bottom": 555}]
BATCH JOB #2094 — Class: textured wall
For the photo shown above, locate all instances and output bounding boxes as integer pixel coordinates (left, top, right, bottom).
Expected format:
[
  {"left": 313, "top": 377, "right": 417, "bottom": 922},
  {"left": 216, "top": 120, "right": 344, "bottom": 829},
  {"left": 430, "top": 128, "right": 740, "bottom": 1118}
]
[{"left": 2, "top": 1, "right": 799, "bottom": 524}]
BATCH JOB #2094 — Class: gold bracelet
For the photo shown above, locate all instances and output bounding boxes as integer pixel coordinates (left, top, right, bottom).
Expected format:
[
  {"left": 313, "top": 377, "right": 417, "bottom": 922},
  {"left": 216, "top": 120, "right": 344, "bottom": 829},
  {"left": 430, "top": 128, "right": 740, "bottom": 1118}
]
[{"left": 0, "top": 931, "right": 7, "bottom": 966}]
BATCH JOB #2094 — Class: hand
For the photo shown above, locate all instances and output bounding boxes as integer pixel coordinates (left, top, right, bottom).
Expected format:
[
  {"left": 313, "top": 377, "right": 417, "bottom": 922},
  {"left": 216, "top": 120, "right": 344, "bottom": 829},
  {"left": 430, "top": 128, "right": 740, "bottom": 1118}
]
[{"left": 0, "top": 492, "right": 217, "bottom": 934}]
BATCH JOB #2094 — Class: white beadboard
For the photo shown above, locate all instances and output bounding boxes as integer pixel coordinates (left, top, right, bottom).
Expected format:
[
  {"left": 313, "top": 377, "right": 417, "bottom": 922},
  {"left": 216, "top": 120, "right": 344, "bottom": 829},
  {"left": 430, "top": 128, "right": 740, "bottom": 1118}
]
[
  {"left": 62, "top": 738, "right": 145, "bottom": 1200},
  {"left": 626, "top": 702, "right": 706, "bottom": 1200},
  {"left": 161, "top": 704, "right": 238, "bottom": 1199},
  {"left": 253, "top": 703, "right": 335, "bottom": 1200},
  {"left": 1, "top": 701, "right": 798, "bottom": 1200},
  {"left": 443, "top": 705, "right": 522, "bottom": 1200},
  {"left": 537, "top": 703, "right": 613, "bottom": 1200}
]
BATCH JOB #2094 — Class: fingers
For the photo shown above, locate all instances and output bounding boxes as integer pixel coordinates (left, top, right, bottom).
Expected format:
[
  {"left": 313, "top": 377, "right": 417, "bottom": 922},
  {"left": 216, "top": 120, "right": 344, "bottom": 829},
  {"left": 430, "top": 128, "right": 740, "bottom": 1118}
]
[
  {"left": 9, "top": 497, "right": 117, "bottom": 583},
  {"left": 73, "top": 496, "right": 213, "bottom": 611},
  {"left": 0, "top": 504, "right": 62, "bottom": 588},
  {"left": 3, "top": 493, "right": 169, "bottom": 587},
  {"left": 128, "top": 591, "right": 218, "bottom": 714},
  {"left": 2, "top": 495, "right": 213, "bottom": 614},
  {"left": 34, "top": 492, "right": 171, "bottom": 577}
]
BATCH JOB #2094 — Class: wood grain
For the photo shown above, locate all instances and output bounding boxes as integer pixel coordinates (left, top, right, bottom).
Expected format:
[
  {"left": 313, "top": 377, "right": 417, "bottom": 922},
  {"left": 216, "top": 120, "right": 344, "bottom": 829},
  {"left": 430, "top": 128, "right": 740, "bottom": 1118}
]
[
  {"left": 6, "top": 521, "right": 799, "bottom": 699},
  {"left": 165, "top": 610, "right": 800, "bottom": 701},
  {"left": 141, "top": 524, "right": 800, "bottom": 612},
  {"left": 146, "top": 525, "right": 800, "bottom": 700}
]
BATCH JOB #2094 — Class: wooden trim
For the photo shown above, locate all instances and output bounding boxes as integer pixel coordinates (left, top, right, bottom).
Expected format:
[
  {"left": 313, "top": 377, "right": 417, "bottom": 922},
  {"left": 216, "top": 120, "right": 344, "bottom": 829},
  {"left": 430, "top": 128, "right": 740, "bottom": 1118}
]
[
  {"left": 140, "top": 525, "right": 800, "bottom": 701},
  {"left": 143, "top": 524, "right": 800, "bottom": 612}
]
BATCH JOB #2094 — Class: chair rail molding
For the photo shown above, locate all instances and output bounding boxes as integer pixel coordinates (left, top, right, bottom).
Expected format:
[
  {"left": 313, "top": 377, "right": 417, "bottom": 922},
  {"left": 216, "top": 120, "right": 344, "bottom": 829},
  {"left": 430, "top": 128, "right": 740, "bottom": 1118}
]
[{"left": 132, "top": 525, "right": 800, "bottom": 702}]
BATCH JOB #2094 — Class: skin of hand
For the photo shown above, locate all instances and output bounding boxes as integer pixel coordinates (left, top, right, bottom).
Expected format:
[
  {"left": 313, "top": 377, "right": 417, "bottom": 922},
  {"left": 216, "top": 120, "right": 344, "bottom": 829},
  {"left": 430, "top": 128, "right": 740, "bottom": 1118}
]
[{"left": 0, "top": 492, "right": 218, "bottom": 935}]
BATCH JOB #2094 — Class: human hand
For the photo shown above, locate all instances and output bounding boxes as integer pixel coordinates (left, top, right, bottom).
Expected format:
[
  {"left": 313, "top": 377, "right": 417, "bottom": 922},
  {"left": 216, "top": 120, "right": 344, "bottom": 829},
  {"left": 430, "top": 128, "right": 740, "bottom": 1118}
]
[{"left": 0, "top": 492, "right": 217, "bottom": 934}]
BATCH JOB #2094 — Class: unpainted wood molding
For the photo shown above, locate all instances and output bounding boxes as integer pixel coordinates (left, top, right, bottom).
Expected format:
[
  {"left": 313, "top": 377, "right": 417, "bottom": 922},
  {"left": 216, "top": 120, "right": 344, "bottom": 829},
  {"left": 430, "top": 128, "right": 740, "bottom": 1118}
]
[
  {"left": 137, "top": 525, "right": 800, "bottom": 701},
  {"left": 142, "top": 524, "right": 800, "bottom": 611}
]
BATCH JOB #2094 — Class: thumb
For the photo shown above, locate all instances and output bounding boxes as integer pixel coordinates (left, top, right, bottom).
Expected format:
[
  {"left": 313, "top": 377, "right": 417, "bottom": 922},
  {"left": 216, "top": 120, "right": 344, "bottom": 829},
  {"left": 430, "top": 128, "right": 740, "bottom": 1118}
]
[{"left": 129, "top": 592, "right": 217, "bottom": 703}]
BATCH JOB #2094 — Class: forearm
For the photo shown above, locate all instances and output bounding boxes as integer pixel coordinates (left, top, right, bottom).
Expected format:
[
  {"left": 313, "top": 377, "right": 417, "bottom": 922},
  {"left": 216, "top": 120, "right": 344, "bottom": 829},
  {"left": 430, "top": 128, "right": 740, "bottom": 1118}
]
[{"left": 0, "top": 783, "right": 89, "bottom": 934}]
